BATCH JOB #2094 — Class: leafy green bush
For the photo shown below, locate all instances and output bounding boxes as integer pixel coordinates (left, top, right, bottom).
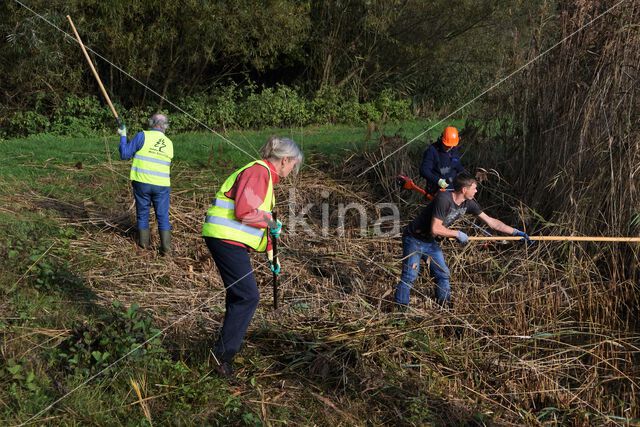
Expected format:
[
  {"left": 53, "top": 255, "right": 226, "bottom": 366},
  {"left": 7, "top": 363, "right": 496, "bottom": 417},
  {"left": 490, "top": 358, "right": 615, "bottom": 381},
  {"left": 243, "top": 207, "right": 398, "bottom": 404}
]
[
  {"left": 123, "top": 104, "right": 155, "bottom": 131},
  {"left": 238, "top": 84, "right": 311, "bottom": 128},
  {"left": 164, "top": 110, "right": 192, "bottom": 134},
  {"left": 338, "top": 98, "right": 364, "bottom": 124},
  {"left": 311, "top": 86, "right": 344, "bottom": 124},
  {"left": 172, "top": 95, "right": 217, "bottom": 131},
  {"left": 50, "top": 95, "right": 112, "bottom": 136},
  {"left": 50, "top": 301, "right": 164, "bottom": 376},
  {"left": 336, "top": 98, "right": 384, "bottom": 124},
  {"left": 5, "top": 85, "right": 418, "bottom": 137},
  {"left": 6, "top": 111, "right": 51, "bottom": 136},
  {"left": 210, "top": 83, "right": 240, "bottom": 129},
  {"left": 357, "top": 101, "right": 382, "bottom": 124},
  {"left": 274, "top": 85, "right": 311, "bottom": 126},
  {"left": 376, "top": 89, "right": 413, "bottom": 122},
  {"left": 152, "top": 85, "right": 241, "bottom": 133}
]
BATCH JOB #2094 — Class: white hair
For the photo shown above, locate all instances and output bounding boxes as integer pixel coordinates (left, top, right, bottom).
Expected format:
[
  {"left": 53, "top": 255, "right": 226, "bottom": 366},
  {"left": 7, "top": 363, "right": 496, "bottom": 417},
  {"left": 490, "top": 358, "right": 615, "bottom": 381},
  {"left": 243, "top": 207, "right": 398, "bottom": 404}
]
[
  {"left": 260, "top": 136, "right": 304, "bottom": 174},
  {"left": 149, "top": 113, "right": 169, "bottom": 131}
]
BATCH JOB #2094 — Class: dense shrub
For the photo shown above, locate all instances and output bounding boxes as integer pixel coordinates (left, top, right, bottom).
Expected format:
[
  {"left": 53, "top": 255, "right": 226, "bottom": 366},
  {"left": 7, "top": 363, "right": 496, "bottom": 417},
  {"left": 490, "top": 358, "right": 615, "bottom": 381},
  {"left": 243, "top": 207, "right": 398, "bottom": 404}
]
[
  {"left": 376, "top": 89, "right": 413, "bottom": 122},
  {"left": 337, "top": 98, "right": 364, "bottom": 124},
  {"left": 356, "top": 102, "right": 382, "bottom": 124},
  {"left": 5, "top": 84, "right": 419, "bottom": 137},
  {"left": 6, "top": 111, "right": 51, "bottom": 136},
  {"left": 50, "top": 95, "right": 113, "bottom": 136},
  {"left": 210, "top": 84, "right": 239, "bottom": 129},
  {"left": 310, "top": 86, "right": 343, "bottom": 124},
  {"left": 125, "top": 105, "right": 155, "bottom": 130},
  {"left": 237, "top": 84, "right": 311, "bottom": 128}
]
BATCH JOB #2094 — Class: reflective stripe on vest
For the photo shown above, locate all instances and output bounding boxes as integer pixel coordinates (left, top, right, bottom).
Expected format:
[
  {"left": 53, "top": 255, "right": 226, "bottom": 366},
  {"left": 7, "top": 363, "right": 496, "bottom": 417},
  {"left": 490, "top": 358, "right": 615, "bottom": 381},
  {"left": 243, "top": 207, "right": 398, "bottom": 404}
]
[
  {"left": 204, "top": 216, "right": 265, "bottom": 238},
  {"left": 211, "top": 198, "right": 235, "bottom": 210},
  {"left": 210, "top": 198, "right": 272, "bottom": 218},
  {"left": 130, "top": 131, "right": 174, "bottom": 186},
  {"left": 201, "top": 160, "right": 274, "bottom": 251}
]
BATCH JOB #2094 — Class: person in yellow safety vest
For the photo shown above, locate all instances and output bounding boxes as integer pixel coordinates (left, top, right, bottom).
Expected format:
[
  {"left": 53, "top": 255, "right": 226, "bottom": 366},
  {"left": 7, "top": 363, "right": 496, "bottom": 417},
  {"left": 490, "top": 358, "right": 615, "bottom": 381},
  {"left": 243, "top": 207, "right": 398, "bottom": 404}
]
[
  {"left": 202, "top": 136, "right": 303, "bottom": 379},
  {"left": 118, "top": 114, "right": 174, "bottom": 255}
]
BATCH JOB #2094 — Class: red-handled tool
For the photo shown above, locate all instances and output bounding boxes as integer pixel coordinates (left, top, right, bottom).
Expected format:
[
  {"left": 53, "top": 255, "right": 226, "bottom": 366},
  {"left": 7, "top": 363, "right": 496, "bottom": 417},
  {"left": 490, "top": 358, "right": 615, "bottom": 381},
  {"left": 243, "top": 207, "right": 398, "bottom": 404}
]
[{"left": 396, "top": 175, "right": 434, "bottom": 201}]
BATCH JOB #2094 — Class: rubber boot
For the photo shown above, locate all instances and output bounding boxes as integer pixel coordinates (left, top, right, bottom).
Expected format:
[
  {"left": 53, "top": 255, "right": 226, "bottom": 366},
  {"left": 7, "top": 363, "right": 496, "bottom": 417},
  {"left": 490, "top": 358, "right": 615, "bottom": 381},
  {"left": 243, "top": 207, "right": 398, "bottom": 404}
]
[
  {"left": 159, "top": 230, "right": 172, "bottom": 256},
  {"left": 138, "top": 229, "right": 150, "bottom": 249}
]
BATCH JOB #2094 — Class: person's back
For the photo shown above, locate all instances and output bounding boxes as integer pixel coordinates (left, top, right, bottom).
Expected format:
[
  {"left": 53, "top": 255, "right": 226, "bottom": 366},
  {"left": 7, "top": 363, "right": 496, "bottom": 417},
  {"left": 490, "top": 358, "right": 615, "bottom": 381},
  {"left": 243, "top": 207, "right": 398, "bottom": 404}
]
[{"left": 118, "top": 113, "right": 174, "bottom": 254}]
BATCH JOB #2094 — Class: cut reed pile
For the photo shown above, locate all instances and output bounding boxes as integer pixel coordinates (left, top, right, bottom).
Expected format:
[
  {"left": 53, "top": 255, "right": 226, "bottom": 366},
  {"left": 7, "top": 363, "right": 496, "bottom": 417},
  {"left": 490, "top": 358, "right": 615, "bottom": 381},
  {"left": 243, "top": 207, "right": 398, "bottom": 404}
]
[{"left": 38, "top": 134, "right": 639, "bottom": 425}]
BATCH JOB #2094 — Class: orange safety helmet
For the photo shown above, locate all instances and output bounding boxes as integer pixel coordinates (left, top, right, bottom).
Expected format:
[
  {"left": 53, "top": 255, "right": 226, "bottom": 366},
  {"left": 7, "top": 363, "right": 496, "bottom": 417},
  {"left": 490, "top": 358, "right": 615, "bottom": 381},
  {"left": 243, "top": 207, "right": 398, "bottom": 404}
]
[{"left": 441, "top": 126, "right": 460, "bottom": 147}]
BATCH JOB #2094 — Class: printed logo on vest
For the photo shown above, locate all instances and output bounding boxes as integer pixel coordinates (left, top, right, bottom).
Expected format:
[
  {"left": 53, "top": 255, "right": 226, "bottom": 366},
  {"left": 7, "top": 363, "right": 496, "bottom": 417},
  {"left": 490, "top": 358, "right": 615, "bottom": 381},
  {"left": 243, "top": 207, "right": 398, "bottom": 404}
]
[{"left": 154, "top": 138, "right": 167, "bottom": 152}]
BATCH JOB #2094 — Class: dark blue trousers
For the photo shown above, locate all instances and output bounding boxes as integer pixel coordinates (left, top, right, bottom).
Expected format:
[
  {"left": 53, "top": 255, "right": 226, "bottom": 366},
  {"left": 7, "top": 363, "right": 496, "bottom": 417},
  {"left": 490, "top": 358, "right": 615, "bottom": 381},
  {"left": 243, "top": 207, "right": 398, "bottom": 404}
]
[{"left": 205, "top": 237, "right": 260, "bottom": 363}]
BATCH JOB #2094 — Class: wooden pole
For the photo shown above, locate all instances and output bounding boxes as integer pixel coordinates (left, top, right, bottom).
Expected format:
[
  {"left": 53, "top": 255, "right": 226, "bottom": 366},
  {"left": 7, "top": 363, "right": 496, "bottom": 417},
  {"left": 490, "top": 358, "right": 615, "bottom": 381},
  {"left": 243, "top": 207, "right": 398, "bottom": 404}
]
[
  {"left": 272, "top": 212, "right": 279, "bottom": 310},
  {"left": 66, "top": 15, "right": 121, "bottom": 126},
  {"left": 463, "top": 236, "right": 640, "bottom": 243}
]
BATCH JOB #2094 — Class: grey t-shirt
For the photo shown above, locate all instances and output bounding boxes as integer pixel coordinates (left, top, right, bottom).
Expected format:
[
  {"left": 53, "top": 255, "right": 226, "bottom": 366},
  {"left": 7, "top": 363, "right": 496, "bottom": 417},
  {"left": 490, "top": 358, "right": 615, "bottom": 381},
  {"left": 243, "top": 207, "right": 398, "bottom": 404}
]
[{"left": 406, "top": 191, "right": 482, "bottom": 242}]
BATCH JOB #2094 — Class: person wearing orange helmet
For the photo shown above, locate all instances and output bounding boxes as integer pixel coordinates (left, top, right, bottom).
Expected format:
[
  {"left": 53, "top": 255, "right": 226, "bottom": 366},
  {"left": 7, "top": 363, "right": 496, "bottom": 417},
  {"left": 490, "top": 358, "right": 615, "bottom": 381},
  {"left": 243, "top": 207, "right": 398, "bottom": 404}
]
[{"left": 419, "top": 126, "right": 465, "bottom": 195}]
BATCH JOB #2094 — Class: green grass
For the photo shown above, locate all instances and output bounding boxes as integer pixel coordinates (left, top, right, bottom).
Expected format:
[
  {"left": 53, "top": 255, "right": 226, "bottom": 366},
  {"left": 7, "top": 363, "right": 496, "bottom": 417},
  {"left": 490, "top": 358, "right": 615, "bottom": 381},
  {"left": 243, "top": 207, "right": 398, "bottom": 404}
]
[
  {"left": 173, "top": 119, "right": 463, "bottom": 165},
  {"left": 0, "top": 119, "right": 454, "bottom": 204},
  {"left": 0, "top": 119, "right": 457, "bottom": 174}
]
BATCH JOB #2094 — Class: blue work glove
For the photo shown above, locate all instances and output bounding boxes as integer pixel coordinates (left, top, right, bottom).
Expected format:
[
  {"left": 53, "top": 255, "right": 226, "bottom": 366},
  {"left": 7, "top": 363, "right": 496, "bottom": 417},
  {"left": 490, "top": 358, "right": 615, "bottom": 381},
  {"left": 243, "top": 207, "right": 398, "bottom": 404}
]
[
  {"left": 512, "top": 229, "right": 533, "bottom": 244},
  {"left": 267, "top": 249, "right": 281, "bottom": 275},
  {"left": 117, "top": 122, "right": 127, "bottom": 137},
  {"left": 269, "top": 260, "right": 281, "bottom": 275},
  {"left": 269, "top": 219, "right": 282, "bottom": 239},
  {"left": 456, "top": 230, "right": 469, "bottom": 245}
]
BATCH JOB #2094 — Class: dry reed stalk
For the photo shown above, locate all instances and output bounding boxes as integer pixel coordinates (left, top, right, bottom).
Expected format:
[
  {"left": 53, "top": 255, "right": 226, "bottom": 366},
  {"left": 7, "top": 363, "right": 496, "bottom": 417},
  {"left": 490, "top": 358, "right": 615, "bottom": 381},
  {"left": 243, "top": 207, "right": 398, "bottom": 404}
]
[
  {"left": 130, "top": 376, "right": 153, "bottom": 425},
  {"left": 505, "top": 1, "right": 640, "bottom": 278}
]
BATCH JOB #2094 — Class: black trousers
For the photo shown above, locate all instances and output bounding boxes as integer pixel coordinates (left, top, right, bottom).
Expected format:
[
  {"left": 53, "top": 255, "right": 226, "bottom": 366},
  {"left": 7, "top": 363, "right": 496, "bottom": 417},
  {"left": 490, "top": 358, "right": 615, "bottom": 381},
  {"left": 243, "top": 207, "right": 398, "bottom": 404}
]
[{"left": 205, "top": 237, "right": 260, "bottom": 363}]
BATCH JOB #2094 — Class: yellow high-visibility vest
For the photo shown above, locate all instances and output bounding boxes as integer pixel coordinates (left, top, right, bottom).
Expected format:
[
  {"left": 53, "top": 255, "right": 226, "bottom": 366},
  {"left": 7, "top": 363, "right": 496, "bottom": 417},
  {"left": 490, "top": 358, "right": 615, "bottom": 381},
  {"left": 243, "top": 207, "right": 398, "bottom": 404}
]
[
  {"left": 130, "top": 131, "right": 173, "bottom": 186},
  {"left": 202, "top": 160, "right": 274, "bottom": 252}
]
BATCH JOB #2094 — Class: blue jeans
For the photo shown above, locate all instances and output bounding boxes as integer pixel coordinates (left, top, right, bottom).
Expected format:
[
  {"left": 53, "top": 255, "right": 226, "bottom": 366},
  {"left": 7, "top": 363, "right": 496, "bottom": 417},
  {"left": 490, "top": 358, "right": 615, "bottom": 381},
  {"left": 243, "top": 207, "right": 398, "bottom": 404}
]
[
  {"left": 394, "top": 234, "right": 451, "bottom": 306},
  {"left": 132, "top": 181, "right": 171, "bottom": 231}
]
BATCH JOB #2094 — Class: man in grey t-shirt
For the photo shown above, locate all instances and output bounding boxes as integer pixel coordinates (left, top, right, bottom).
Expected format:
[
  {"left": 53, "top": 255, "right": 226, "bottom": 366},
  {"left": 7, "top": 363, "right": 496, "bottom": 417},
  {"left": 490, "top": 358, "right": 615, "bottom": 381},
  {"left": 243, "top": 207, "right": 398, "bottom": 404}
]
[{"left": 394, "top": 173, "right": 531, "bottom": 308}]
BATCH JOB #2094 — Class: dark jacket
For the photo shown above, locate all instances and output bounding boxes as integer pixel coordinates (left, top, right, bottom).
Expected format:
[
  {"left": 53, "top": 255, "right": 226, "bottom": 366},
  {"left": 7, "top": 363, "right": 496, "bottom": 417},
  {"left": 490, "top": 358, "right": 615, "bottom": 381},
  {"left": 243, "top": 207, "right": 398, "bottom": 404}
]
[{"left": 419, "top": 137, "right": 465, "bottom": 193}]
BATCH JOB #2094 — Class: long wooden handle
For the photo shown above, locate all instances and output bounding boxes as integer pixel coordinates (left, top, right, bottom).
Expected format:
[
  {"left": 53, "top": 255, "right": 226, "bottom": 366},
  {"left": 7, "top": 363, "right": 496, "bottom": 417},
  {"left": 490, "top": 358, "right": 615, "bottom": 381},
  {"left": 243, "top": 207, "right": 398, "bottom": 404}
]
[
  {"left": 67, "top": 15, "right": 120, "bottom": 124},
  {"left": 464, "top": 236, "right": 640, "bottom": 242}
]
